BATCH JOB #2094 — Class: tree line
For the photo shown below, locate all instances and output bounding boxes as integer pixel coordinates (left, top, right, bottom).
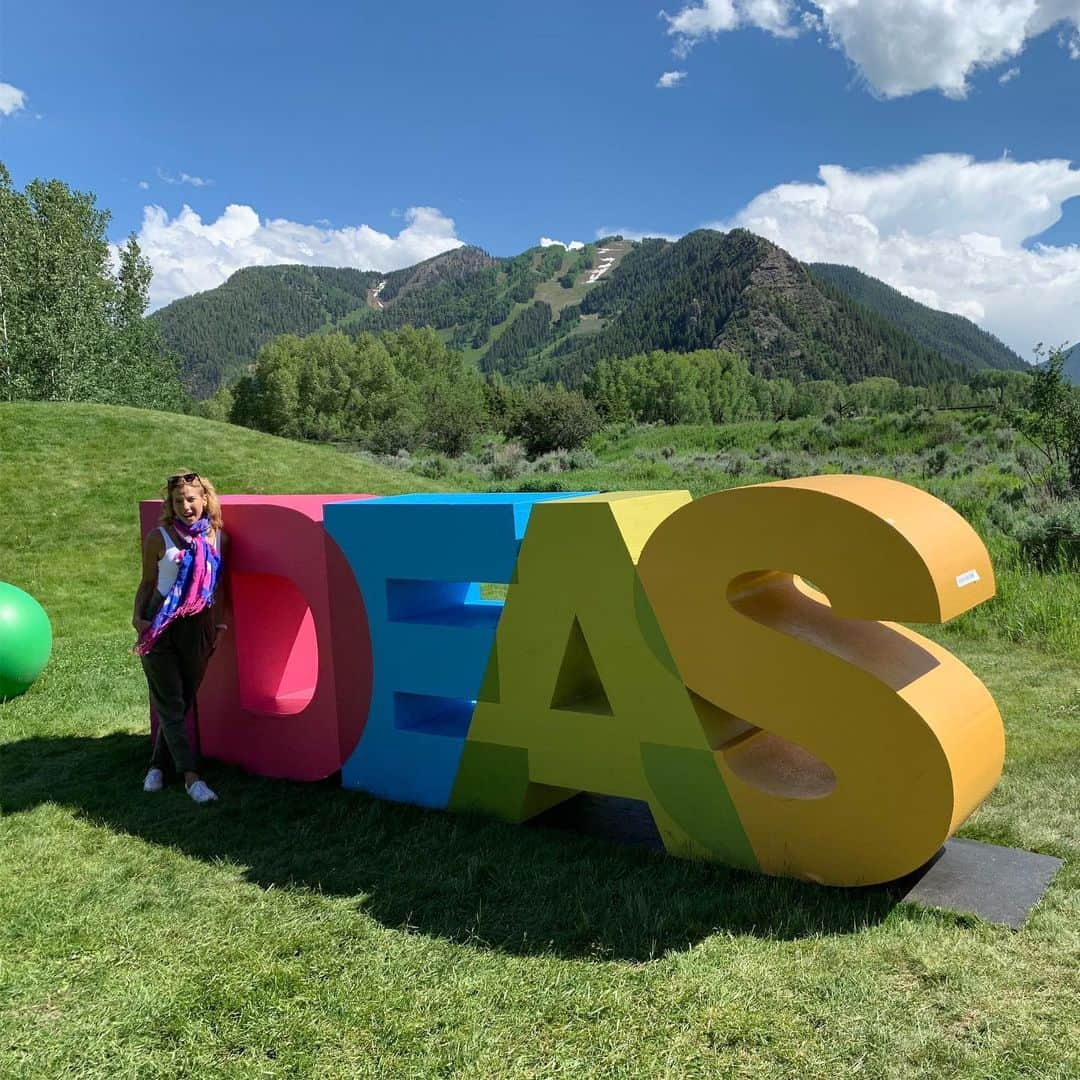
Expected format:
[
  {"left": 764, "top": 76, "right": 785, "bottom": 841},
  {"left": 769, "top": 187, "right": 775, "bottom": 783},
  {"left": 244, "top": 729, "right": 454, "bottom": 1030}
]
[
  {"left": 206, "top": 328, "right": 1045, "bottom": 462},
  {"left": 207, "top": 326, "right": 604, "bottom": 458},
  {"left": 583, "top": 348, "right": 1036, "bottom": 427}
]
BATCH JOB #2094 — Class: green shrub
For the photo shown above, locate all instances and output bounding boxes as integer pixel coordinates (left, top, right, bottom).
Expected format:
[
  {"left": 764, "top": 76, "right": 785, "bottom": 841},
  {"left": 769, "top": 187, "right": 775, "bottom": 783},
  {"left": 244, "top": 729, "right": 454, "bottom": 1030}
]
[
  {"left": 1016, "top": 500, "right": 1080, "bottom": 571},
  {"left": 531, "top": 450, "right": 572, "bottom": 474},
  {"left": 509, "top": 384, "right": 601, "bottom": 457},
  {"left": 516, "top": 476, "right": 568, "bottom": 493},
  {"left": 758, "top": 450, "right": 806, "bottom": 479},
  {"left": 994, "top": 427, "right": 1015, "bottom": 450},
  {"left": 415, "top": 453, "right": 451, "bottom": 479},
  {"left": 714, "top": 450, "right": 749, "bottom": 476},
  {"left": 567, "top": 448, "right": 599, "bottom": 470},
  {"left": 488, "top": 442, "right": 527, "bottom": 481},
  {"left": 923, "top": 446, "right": 950, "bottom": 476},
  {"left": 1008, "top": 348, "right": 1080, "bottom": 496}
]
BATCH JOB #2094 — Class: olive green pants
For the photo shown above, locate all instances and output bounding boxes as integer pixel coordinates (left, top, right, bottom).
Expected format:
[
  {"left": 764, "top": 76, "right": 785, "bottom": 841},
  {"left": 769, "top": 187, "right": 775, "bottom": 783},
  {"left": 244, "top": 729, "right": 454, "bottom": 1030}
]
[{"left": 141, "top": 610, "right": 216, "bottom": 777}]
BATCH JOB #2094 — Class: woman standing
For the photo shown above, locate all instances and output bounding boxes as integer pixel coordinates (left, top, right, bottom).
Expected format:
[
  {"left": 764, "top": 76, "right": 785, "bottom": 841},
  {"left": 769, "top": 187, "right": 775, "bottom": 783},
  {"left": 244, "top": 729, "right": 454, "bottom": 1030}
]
[{"left": 132, "top": 470, "right": 229, "bottom": 803}]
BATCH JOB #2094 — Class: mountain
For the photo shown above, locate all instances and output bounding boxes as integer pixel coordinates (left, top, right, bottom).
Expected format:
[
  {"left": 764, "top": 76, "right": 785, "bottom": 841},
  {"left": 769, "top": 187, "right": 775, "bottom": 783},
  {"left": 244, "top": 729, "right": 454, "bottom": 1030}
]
[
  {"left": 1062, "top": 343, "right": 1080, "bottom": 384},
  {"left": 809, "top": 263, "right": 1029, "bottom": 373},
  {"left": 153, "top": 265, "right": 378, "bottom": 399},
  {"left": 1031, "top": 342, "right": 1079, "bottom": 383},
  {"left": 156, "top": 230, "right": 1010, "bottom": 399},
  {"left": 152, "top": 248, "right": 496, "bottom": 399},
  {"left": 529, "top": 230, "right": 962, "bottom": 387}
]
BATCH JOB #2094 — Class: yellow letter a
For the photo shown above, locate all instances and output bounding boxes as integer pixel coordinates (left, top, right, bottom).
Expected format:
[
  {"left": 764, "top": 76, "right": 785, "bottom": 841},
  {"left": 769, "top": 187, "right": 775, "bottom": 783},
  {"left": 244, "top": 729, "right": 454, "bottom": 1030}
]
[{"left": 450, "top": 492, "right": 759, "bottom": 869}]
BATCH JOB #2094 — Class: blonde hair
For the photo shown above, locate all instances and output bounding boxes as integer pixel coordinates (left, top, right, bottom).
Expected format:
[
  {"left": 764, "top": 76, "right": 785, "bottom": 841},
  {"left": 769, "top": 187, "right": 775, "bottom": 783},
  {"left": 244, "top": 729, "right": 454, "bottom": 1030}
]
[{"left": 158, "top": 470, "right": 224, "bottom": 538}]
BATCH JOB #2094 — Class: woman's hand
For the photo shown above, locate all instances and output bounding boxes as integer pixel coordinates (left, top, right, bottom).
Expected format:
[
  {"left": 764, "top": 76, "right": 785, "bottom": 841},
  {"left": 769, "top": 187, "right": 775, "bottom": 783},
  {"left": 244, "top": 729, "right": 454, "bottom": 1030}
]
[
  {"left": 213, "top": 623, "right": 229, "bottom": 650},
  {"left": 132, "top": 617, "right": 150, "bottom": 634}
]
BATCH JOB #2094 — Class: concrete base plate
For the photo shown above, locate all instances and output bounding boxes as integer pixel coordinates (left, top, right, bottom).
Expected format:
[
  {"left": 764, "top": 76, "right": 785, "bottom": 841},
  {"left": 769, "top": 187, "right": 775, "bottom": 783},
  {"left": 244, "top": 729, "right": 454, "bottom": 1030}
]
[
  {"left": 532, "top": 794, "right": 1063, "bottom": 928},
  {"left": 891, "top": 836, "right": 1063, "bottom": 929}
]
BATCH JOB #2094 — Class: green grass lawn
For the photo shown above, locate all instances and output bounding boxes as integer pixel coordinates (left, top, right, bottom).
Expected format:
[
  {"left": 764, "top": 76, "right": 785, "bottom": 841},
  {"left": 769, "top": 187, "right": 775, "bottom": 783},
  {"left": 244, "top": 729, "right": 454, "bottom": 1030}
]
[{"left": 1, "top": 403, "right": 1077, "bottom": 1078}]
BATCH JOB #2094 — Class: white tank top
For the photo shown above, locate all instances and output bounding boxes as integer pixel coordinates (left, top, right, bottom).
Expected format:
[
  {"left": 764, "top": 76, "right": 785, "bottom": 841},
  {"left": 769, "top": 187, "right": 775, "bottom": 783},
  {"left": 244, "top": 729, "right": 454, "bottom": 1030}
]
[{"left": 156, "top": 525, "right": 220, "bottom": 596}]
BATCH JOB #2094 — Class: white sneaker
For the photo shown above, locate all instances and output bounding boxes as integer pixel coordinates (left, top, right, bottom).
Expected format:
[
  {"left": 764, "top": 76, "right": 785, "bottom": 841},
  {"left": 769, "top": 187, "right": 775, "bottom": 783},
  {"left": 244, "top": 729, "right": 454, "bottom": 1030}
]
[
  {"left": 186, "top": 779, "right": 218, "bottom": 804},
  {"left": 143, "top": 768, "right": 165, "bottom": 792}
]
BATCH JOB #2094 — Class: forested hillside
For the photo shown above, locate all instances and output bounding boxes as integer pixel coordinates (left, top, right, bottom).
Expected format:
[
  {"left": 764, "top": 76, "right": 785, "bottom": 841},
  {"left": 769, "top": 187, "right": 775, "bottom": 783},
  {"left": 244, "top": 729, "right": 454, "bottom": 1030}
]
[
  {"left": 537, "top": 230, "right": 965, "bottom": 387},
  {"left": 153, "top": 241, "right": 608, "bottom": 396},
  {"left": 152, "top": 265, "right": 380, "bottom": 398},
  {"left": 152, "top": 246, "right": 499, "bottom": 397},
  {"left": 809, "top": 263, "right": 1029, "bottom": 373},
  {"left": 153, "top": 229, "right": 1041, "bottom": 399},
  {"left": 346, "top": 245, "right": 546, "bottom": 349}
]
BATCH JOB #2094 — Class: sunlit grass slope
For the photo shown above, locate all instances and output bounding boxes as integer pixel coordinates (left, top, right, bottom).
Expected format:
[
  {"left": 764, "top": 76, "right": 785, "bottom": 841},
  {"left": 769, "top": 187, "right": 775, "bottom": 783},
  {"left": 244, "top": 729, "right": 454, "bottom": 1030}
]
[
  {"left": 0, "top": 402, "right": 440, "bottom": 641},
  {"left": 0, "top": 403, "right": 1077, "bottom": 1078}
]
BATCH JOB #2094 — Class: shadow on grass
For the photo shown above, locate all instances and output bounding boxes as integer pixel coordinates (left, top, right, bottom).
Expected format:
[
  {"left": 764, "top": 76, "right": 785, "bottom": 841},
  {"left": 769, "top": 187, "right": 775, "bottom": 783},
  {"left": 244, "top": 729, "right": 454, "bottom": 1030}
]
[{"left": 0, "top": 732, "right": 903, "bottom": 960}]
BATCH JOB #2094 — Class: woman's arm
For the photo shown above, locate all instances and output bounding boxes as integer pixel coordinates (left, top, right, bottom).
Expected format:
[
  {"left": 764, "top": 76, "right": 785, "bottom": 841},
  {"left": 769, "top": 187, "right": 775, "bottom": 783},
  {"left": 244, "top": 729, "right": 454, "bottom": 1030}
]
[
  {"left": 212, "top": 531, "right": 232, "bottom": 642},
  {"left": 133, "top": 531, "right": 164, "bottom": 632}
]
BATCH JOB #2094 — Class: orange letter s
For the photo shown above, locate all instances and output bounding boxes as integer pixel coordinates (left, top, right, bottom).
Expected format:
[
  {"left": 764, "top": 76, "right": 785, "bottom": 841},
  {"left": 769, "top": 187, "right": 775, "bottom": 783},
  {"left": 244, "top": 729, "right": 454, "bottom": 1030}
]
[{"left": 637, "top": 475, "right": 1005, "bottom": 886}]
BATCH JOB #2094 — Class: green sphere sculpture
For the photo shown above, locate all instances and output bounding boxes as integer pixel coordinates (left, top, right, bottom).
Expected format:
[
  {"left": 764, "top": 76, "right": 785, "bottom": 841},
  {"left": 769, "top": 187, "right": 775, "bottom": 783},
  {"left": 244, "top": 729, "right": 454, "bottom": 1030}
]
[{"left": 0, "top": 582, "right": 53, "bottom": 700}]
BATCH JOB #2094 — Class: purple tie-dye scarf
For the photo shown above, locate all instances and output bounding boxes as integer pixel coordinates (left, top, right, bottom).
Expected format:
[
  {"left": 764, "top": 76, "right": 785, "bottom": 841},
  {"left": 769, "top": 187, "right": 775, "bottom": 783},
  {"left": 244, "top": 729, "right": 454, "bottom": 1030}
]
[{"left": 135, "top": 516, "right": 221, "bottom": 656}]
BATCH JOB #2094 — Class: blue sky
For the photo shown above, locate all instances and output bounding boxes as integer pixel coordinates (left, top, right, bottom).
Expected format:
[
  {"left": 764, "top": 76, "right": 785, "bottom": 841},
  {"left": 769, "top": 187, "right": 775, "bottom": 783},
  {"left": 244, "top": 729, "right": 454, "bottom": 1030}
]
[{"left": 2, "top": 1, "right": 1079, "bottom": 354}]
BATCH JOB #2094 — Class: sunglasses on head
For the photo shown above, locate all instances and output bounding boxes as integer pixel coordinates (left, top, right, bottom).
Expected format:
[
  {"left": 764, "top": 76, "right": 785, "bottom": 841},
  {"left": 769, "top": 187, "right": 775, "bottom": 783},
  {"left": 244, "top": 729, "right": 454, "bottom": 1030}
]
[{"left": 167, "top": 472, "right": 200, "bottom": 487}]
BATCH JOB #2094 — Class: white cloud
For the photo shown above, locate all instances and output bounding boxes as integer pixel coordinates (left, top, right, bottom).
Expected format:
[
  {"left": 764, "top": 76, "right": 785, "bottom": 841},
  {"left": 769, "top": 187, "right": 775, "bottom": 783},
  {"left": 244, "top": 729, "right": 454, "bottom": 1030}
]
[
  {"left": 664, "top": 1, "right": 799, "bottom": 44},
  {"left": 998, "top": 66, "right": 1021, "bottom": 84},
  {"left": 657, "top": 69, "right": 688, "bottom": 88},
  {"left": 661, "top": 1, "right": 1080, "bottom": 98},
  {"left": 812, "top": 0, "right": 1080, "bottom": 99},
  {"left": 138, "top": 180, "right": 151, "bottom": 190},
  {"left": 157, "top": 168, "right": 214, "bottom": 188},
  {"left": 711, "top": 153, "right": 1080, "bottom": 357},
  {"left": 540, "top": 236, "right": 585, "bottom": 250},
  {"left": 664, "top": 0, "right": 738, "bottom": 39},
  {"left": 0, "top": 82, "right": 27, "bottom": 116},
  {"left": 137, "top": 203, "right": 464, "bottom": 309}
]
